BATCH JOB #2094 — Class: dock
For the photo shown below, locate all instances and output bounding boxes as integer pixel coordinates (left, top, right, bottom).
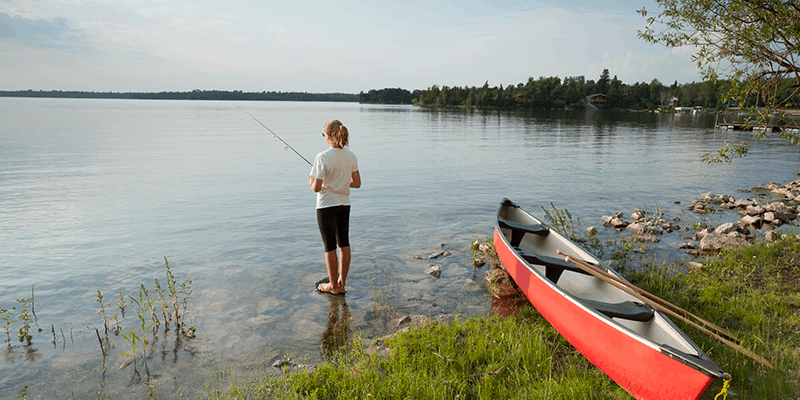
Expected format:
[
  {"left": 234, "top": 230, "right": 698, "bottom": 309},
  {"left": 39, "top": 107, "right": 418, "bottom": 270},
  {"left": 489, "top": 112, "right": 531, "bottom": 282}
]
[{"left": 715, "top": 122, "right": 800, "bottom": 133}]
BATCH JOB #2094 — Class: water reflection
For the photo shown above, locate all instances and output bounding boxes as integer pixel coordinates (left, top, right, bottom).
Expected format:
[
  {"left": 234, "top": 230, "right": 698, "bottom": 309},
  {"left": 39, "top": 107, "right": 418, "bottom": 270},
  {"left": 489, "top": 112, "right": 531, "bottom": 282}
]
[{"left": 320, "top": 295, "right": 351, "bottom": 358}]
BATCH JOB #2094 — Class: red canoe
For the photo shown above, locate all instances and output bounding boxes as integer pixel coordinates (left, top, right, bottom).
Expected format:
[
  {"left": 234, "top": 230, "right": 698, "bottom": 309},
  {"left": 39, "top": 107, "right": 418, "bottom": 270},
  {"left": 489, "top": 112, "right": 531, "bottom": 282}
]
[{"left": 494, "top": 198, "right": 727, "bottom": 400}]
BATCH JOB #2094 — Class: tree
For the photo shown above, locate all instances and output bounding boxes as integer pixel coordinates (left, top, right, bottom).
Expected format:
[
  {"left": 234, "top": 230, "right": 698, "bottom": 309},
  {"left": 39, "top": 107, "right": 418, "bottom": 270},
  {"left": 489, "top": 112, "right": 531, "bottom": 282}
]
[{"left": 638, "top": 0, "right": 800, "bottom": 163}]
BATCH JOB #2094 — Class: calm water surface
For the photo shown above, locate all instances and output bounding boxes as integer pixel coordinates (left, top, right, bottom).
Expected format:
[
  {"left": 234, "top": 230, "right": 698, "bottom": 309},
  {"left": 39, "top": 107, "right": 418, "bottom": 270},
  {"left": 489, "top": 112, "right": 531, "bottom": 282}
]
[{"left": 1, "top": 98, "right": 799, "bottom": 398}]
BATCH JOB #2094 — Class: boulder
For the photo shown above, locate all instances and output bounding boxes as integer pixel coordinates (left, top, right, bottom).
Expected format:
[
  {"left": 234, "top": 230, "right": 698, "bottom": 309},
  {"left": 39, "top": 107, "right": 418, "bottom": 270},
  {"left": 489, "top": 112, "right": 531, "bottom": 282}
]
[{"left": 699, "top": 233, "right": 752, "bottom": 251}]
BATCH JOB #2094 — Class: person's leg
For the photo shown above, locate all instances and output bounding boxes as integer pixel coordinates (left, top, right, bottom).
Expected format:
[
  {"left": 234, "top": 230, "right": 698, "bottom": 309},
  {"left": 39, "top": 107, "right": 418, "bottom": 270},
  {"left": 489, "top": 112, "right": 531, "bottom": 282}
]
[
  {"left": 338, "top": 246, "right": 350, "bottom": 291},
  {"left": 333, "top": 206, "right": 351, "bottom": 292},
  {"left": 317, "top": 207, "right": 343, "bottom": 294},
  {"left": 324, "top": 249, "right": 342, "bottom": 293}
]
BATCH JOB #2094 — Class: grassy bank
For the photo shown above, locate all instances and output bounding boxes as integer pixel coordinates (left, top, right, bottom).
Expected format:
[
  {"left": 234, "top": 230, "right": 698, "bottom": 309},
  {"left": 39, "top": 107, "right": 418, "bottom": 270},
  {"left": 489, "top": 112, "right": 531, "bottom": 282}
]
[{"left": 205, "top": 237, "right": 800, "bottom": 400}]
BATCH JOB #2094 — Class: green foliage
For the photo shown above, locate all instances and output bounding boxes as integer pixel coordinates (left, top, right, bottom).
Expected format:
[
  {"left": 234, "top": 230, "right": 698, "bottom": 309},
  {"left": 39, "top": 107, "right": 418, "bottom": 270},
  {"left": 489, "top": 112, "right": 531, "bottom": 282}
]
[
  {"left": 627, "top": 237, "right": 800, "bottom": 399},
  {"left": 639, "top": 0, "right": 800, "bottom": 162},
  {"left": 15, "top": 297, "right": 33, "bottom": 345},
  {"left": 1, "top": 307, "right": 16, "bottom": 344},
  {"left": 541, "top": 202, "right": 581, "bottom": 241},
  {"left": 413, "top": 69, "right": 757, "bottom": 111}
]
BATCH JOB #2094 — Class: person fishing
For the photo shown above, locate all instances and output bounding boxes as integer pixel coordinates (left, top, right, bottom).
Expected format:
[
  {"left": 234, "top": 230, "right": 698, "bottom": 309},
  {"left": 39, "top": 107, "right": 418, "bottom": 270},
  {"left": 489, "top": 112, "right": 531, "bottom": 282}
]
[{"left": 309, "top": 119, "right": 361, "bottom": 295}]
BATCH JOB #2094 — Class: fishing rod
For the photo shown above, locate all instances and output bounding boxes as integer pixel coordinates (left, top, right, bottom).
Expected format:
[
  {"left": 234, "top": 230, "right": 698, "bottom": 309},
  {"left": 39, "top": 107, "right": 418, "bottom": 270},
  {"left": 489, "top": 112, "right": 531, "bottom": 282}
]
[{"left": 245, "top": 111, "right": 312, "bottom": 166}]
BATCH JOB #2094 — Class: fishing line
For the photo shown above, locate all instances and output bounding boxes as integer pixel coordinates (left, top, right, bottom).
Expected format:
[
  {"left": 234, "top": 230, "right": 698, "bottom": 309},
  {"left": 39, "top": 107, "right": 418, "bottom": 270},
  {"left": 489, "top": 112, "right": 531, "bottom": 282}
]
[{"left": 245, "top": 110, "right": 313, "bottom": 166}]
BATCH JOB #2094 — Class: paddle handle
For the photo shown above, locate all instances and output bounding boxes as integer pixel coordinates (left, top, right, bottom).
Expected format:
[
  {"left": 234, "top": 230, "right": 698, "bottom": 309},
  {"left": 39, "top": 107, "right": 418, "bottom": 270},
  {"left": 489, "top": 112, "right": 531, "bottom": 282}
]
[{"left": 559, "top": 253, "right": 774, "bottom": 369}]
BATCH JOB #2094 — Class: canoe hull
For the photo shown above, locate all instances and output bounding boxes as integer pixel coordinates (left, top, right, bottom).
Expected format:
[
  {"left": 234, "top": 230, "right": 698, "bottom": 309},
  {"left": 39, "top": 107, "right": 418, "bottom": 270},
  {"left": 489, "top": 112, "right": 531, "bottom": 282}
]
[{"left": 494, "top": 199, "right": 723, "bottom": 400}]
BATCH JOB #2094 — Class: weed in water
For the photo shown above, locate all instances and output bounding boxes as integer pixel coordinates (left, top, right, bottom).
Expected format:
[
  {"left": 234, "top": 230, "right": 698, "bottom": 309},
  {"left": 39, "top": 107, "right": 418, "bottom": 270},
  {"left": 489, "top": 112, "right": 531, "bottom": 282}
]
[
  {"left": 16, "top": 297, "right": 33, "bottom": 345},
  {"left": 1, "top": 306, "right": 16, "bottom": 344},
  {"left": 117, "top": 289, "right": 127, "bottom": 318},
  {"left": 96, "top": 290, "right": 110, "bottom": 337},
  {"left": 128, "top": 283, "right": 157, "bottom": 369}
]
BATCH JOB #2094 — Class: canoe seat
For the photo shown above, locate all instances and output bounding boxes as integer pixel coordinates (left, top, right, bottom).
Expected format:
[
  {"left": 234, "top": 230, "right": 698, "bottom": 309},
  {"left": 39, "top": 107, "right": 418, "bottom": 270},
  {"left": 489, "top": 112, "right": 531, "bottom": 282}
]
[
  {"left": 579, "top": 298, "right": 655, "bottom": 322},
  {"left": 515, "top": 247, "right": 598, "bottom": 284},
  {"left": 498, "top": 216, "right": 549, "bottom": 247}
]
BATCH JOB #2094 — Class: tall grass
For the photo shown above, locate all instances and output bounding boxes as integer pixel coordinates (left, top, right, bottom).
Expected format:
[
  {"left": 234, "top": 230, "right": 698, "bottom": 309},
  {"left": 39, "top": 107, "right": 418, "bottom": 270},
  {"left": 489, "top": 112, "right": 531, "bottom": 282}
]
[{"left": 628, "top": 237, "right": 800, "bottom": 399}]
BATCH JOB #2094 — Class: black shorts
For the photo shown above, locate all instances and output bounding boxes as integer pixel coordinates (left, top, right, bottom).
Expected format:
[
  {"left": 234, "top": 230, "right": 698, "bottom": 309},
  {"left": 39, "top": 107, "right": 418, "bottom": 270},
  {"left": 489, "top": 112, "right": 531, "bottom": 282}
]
[{"left": 316, "top": 205, "right": 350, "bottom": 252}]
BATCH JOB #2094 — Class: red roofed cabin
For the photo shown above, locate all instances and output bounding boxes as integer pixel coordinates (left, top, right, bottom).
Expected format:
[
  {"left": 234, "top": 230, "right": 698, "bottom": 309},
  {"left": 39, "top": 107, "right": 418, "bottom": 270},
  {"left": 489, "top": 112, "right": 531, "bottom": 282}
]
[{"left": 586, "top": 94, "right": 608, "bottom": 104}]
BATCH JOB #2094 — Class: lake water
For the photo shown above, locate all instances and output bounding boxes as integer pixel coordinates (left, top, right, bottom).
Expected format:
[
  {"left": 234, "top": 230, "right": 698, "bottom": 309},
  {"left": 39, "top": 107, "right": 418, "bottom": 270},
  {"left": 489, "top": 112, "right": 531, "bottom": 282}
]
[{"left": 1, "top": 98, "right": 799, "bottom": 398}]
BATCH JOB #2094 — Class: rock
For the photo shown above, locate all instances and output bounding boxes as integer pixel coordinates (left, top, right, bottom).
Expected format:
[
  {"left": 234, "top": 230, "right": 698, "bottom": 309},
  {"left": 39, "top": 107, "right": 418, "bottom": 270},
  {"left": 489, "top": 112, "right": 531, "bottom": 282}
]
[
  {"left": 763, "top": 212, "right": 785, "bottom": 227},
  {"left": 633, "top": 235, "right": 661, "bottom": 243},
  {"left": 699, "top": 233, "right": 752, "bottom": 251},
  {"left": 766, "top": 201, "right": 791, "bottom": 213},
  {"left": 272, "top": 359, "right": 296, "bottom": 368},
  {"left": 753, "top": 197, "right": 769, "bottom": 207},
  {"left": 601, "top": 215, "right": 613, "bottom": 225},
  {"left": 586, "top": 226, "right": 597, "bottom": 235},
  {"left": 631, "top": 209, "right": 647, "bottom": 221},
  {"left": 735, "top": 198, "right": 755, "bottom": 208},
  {"left": 428, "top": 251, "right": 451, "bottom": 259},
  {"left": 473, "top": 259, "right": 486, "bottom": 268},
  {"left": 765, "top": 231, "right": 781, "bottom": 243},
  {"left": 687, "top": 262, "right": 703, "bottom": 270},
  {"left": 695, "top": 228, "right": 713, "bottom": 239},
  {"left": 714, "top": 222, "right": 738, "bottom": 235},
  {"left": 395, "top": 316, "right": 412, "bottom": 325},
  {"left": 425, "top": 264, "right": 442, "bottom": 278},
  {"left": 741, "top": 215, "right": 763, "bottom": 228},
  {"left": 679, "top": 242, "right": 698, "bottom": 249},
  {"left": 701, "top": 193, "right": 726, "bottom": 204},
  {"left": 610, "top": 217, "right": 629, "bottom": 228},
  {"left": 744, "top": 205, "right": 766, "bottom": 216},
  {"left": 626, "top": 223, "right": 644, "bottom": 234}
]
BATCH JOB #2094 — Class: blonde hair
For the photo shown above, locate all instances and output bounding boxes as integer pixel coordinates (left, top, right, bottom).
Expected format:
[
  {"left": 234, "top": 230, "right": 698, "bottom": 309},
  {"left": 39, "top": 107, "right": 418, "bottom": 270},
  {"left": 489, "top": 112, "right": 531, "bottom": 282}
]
[{"left": 323, "top": 119, "right": 349, "bottom": 148}]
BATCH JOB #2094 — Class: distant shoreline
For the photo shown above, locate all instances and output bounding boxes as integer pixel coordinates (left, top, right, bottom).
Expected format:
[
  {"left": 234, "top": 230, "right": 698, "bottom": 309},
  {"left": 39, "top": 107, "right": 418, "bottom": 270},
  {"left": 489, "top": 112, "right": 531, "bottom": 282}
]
[{"left": 0, "top": 89, "right": 360, "bottom": 102}]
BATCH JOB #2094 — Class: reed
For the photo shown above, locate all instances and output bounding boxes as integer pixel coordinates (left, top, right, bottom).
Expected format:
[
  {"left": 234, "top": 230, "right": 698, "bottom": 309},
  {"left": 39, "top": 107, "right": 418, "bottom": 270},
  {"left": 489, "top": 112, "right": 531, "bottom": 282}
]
[{"left": 1, "top": 306, "right": 15, "bottom": 344}]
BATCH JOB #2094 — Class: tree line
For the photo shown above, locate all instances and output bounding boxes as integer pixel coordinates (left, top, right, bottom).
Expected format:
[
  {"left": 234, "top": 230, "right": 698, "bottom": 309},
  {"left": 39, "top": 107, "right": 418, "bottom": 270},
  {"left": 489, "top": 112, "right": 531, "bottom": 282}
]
[
  {"left": 359, "top": 88, "right": 420, "bottom": 104},
  {"left": 0, "top": 89, "right": 359, "bottom": 102},
  {"left": 414, "top": 69, "right": 800, "bottom": 111}
]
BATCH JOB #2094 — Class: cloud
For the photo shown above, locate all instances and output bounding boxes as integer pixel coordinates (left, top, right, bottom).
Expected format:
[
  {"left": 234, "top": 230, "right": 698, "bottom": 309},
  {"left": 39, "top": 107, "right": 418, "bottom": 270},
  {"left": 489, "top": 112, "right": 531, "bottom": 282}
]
[{"left": 0, "top": 12, "right": 86, "bottom": 50}]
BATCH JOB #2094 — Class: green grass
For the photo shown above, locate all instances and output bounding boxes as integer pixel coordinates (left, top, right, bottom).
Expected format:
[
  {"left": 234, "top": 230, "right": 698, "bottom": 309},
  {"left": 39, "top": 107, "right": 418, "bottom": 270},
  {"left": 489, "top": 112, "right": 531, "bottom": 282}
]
[
  {"left": 207, "top": 306, "right": 630, "bottom": 400},
  {"left": 202, "top": 237, "right": 800, "bottom": 400},
  {"left": 627, "top": 237, "right": 800, "bottom": 399}
]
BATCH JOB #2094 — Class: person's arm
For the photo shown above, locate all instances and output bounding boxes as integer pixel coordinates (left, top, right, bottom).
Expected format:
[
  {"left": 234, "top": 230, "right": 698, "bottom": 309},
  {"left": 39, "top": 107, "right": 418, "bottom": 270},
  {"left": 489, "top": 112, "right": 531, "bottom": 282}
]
[
  {"left": 309, "top": 176, "right": 324, "bottom": 192},
  {"left": 350, "top": 170, "right": 361, "bottom": 188}
]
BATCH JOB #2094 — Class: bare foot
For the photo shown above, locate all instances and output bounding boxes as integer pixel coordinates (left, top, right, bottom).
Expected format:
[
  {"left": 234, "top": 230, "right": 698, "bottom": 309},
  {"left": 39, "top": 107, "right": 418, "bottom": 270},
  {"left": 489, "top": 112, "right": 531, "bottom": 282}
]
[{"left": 317, "top": 282, "right": 344, "bottom": 295}]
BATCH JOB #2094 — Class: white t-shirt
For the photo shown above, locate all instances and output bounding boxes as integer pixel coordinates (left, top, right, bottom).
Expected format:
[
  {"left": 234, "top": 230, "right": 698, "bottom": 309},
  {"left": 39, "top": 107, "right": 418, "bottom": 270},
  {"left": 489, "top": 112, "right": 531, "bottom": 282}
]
[{"left": 310, "top": 147, "right": 359, "bottom": 209}]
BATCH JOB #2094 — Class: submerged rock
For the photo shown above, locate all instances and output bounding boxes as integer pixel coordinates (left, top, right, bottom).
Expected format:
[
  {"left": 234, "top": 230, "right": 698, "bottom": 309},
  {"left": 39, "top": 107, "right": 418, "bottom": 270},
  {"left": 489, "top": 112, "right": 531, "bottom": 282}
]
[{"left": 425, "top": 264, "right": 442, "bottom": 278}]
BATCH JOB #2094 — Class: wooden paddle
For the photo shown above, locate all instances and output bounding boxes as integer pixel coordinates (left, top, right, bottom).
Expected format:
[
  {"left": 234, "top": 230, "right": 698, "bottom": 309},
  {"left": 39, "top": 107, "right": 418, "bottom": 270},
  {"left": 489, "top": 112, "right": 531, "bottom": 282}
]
[
  {"left": 555, "top": 250, "right": 736, "bottom": 340},
  {"left": 556, "top": 250, "right": 774, "bottom": 369}
]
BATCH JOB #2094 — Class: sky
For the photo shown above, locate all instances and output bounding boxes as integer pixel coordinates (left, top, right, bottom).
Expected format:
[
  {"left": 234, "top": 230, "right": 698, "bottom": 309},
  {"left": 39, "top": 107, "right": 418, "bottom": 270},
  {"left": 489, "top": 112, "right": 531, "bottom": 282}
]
[{"left": 0, "top": 0, "right": 702, "bottom": 93}]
